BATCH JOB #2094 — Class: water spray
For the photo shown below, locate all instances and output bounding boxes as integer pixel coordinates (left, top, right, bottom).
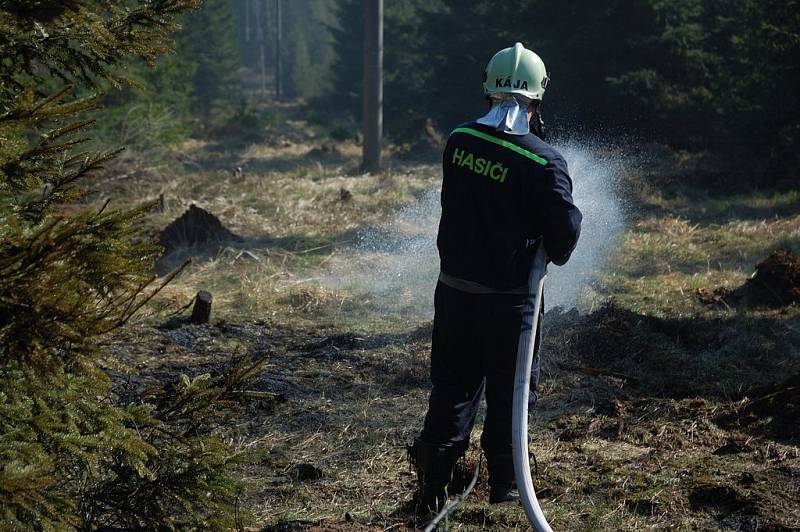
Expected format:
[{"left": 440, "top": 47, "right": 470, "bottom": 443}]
[
  {"left": 324, "top": 141, "right": 623, "bottom": 316},
  {"left": 323, "top": 141, "right": 626, "bottom": 528}
]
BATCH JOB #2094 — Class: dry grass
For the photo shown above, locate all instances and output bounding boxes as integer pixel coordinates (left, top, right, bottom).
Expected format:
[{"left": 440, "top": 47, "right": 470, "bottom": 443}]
[{"left": 99, "top": 134, "right": 800, "bottom": 531}]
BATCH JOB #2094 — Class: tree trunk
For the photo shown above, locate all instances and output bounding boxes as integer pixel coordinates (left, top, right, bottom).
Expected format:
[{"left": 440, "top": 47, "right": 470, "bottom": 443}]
[
  {"left": 361, "top": 0, "right": 383, "bottom": 173},
  {"left": 254, "top": 0, "right": 266, "bottom": 97},
  {"left": 244, "top": 0, "right": 251, "bottom": 42},
  {"left": 275, "top": 0, "right": 282, "bottom": 100}
]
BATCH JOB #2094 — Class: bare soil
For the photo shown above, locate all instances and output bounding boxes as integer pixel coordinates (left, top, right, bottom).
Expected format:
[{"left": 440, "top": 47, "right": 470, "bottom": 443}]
[{"left": 699, "top": 249, "right": 800, "bottom": 308}]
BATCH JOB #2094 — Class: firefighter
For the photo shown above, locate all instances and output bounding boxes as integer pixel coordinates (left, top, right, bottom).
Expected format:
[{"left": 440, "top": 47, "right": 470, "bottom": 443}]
[{"left": 410, "top": 42, "right": 582, "bottom": 513}]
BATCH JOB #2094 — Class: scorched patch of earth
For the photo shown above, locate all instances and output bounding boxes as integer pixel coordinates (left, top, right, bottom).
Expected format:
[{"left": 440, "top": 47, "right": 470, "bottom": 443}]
[{"left": 102, "top": 303, "right": 800, "bottom": 530}]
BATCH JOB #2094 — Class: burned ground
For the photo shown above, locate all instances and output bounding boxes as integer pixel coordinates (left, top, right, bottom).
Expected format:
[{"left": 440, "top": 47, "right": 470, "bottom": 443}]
[
  {"left": 104, "top": 300, "right": 800, "bottom": 531},
  {"left": 95, "top": 127, "right": 800, "bottom": 530}
]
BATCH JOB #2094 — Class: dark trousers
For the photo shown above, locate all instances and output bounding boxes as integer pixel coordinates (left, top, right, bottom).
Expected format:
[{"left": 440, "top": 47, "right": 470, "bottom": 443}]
[{"left": 420, "top": 281, "right": 542, "bottom": 456}]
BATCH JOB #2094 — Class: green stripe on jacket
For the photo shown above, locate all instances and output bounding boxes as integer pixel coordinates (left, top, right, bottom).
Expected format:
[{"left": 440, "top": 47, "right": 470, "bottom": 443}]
[{"left": 451, "top": 127, "right": 548, "bottom": 166}]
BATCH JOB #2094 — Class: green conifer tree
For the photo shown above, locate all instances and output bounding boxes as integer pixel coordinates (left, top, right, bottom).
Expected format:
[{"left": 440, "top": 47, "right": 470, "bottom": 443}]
[
  {"left": 0, "top": 1, "right": 262, "bottom": 528},
  {"left": 286, "top": 26, "right": 315, "bottom": 98},
  {"left": 325, "top": 0, "right": 445, "bottom": 140},
  {"left": 183, "top": 0, "right": 243, "bottom": 126},
  {"left": 98, "top": 28, "right": 199, "bottom": 149}
]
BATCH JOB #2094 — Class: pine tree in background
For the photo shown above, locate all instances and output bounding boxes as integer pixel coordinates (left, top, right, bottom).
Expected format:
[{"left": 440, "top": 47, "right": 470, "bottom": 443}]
[
  {"left": 95, "top": 0, "right": 244, "bottom": 148},
  {"left": 0, "top": 1, "right": 261, "bottom": 527},
  {"left": 183, "top": 0, "right": 243, "bottom": 126},
  {"left": 322, "top": 0, "right": 799, "bottom": 178},
  {"left": 231, "top": 0, "right": 336, "bottom": 100},
  {"left": 282, "top": 0, "right": 336, "bottom": 99},
  {"left": 286, "top": 25, "right": 314, "bottom": 98},
  {"left": 97, "top": 28, "right": 199, "bottom": 149},
  {"left": 327, "top": 0, "right": 362, "bottom": 118},
  {"left": 324, "top": 0, "right": 445, "bottom": 141}
]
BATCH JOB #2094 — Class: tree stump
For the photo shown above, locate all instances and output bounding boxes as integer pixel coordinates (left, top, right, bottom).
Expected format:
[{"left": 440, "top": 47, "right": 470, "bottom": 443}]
[{"left": 190, "top": 291, "right": 213, "bottom": 324}]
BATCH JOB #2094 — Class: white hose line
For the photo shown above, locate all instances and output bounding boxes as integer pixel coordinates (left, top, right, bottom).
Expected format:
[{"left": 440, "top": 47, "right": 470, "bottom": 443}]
[
  {"left": 512, "top": 240, "right": 553, "bottom": 532},
  {"left": 422, "top": 457, "right": 482, "bottom": 532}
]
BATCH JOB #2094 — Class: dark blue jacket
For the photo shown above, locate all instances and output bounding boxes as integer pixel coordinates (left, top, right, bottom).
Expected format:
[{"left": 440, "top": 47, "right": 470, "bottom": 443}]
[{"left": 437, "top": 121, "right": 582, "bottom": 291}]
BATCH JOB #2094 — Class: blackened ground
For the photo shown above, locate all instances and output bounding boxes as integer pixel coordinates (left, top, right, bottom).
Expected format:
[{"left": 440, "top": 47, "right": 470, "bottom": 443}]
[
  {"left": 104, "top": 300, "right": 800, "bottom": 531},
  {"left": 699, "top": 249, "right": 800, "bottom": 308}
]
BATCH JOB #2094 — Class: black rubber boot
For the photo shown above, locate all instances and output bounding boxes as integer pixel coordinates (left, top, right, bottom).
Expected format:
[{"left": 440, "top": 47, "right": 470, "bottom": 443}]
[
  {"left": 408, "top": 438, "right": 463, "bottom": 514},
  {"left": 486, "top": 454, "right": 520, "bottom": 504}
]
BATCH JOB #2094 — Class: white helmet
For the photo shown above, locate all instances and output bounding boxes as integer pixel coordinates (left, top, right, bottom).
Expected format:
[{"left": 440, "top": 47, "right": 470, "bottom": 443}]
[{"left": 483, "top": 42, "right": 549, "bottom": 101}]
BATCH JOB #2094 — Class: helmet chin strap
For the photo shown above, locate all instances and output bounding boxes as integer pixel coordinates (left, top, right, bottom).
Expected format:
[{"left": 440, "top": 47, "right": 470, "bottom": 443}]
[{"left": 530, "top": 104, "right": 546, "bottom": 141}]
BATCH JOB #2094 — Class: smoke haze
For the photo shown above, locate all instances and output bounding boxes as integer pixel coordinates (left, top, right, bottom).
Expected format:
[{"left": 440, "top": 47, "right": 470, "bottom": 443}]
[{"left": 324, "top": 141, "right": 626, "bottom": 317}]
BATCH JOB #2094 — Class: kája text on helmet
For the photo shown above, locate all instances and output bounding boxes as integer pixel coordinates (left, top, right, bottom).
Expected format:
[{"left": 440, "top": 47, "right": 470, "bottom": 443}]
[{"left": 495, "top": 77, "right": 530, "bottom": 91}]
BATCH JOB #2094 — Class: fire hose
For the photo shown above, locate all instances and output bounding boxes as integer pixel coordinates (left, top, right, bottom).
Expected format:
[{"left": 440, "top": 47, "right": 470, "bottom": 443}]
[
  {"left": 423, "top": 239, "right": 552, "bottom": 531},
  {"left": 512, "top": 238, "right": 553, "bottom": 531}
]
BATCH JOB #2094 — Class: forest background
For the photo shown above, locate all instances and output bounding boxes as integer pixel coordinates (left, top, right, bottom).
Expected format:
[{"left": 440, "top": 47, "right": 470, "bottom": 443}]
[
  {"left": 110, "top": 0, "right": 799, "bottom": 184},
  {"left": 1, "top": 0, "right": 798, "bottom": 529}
]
